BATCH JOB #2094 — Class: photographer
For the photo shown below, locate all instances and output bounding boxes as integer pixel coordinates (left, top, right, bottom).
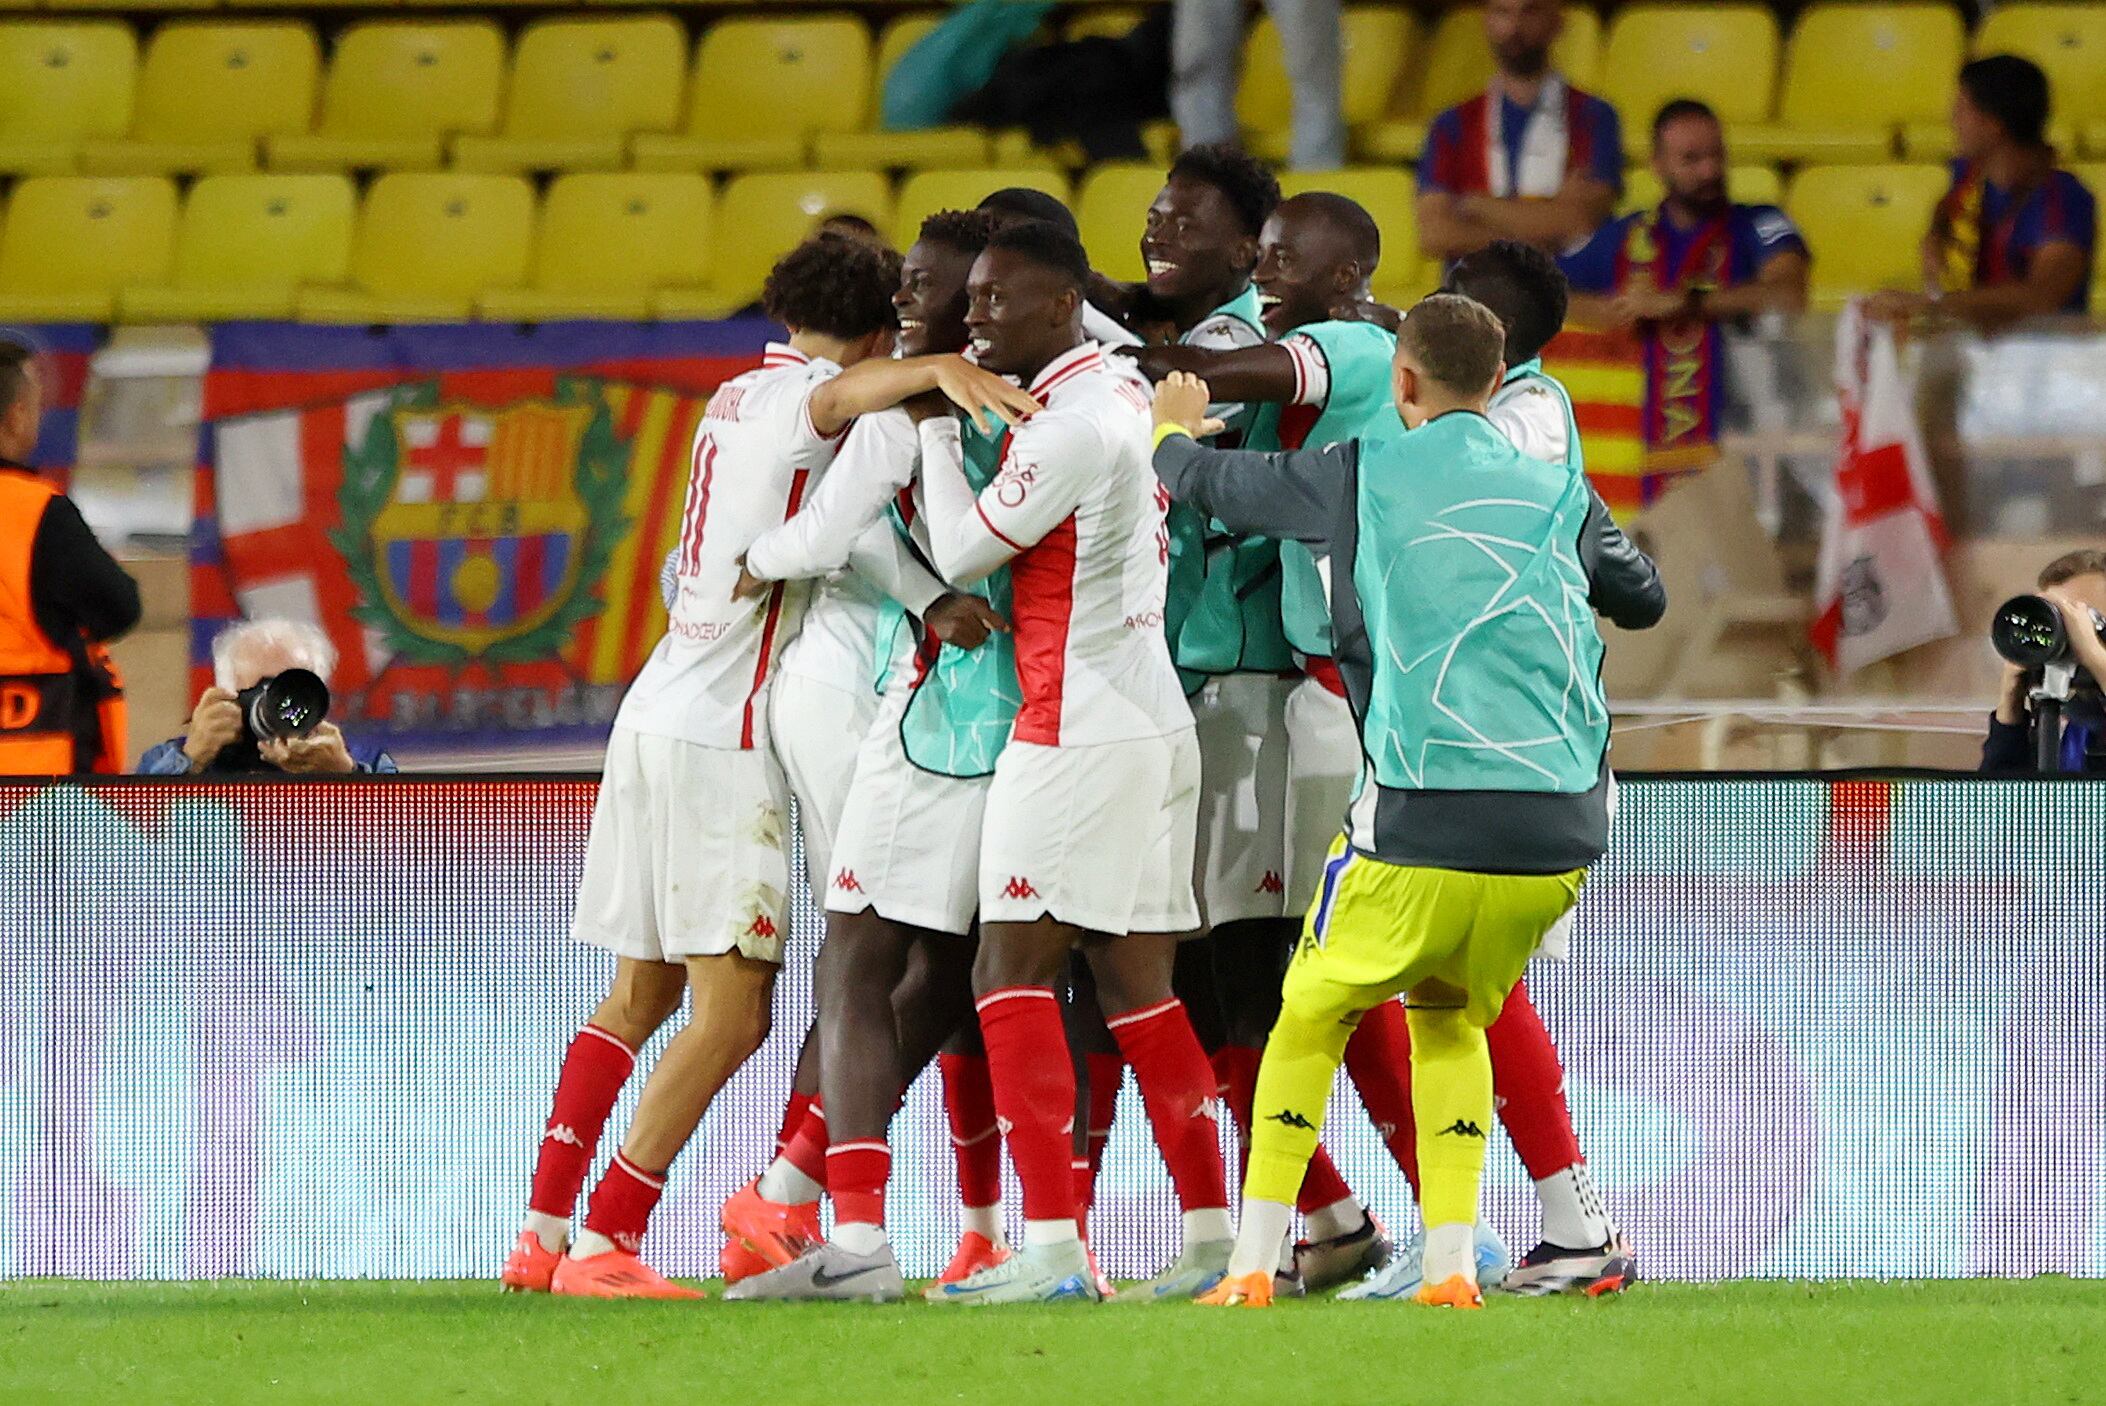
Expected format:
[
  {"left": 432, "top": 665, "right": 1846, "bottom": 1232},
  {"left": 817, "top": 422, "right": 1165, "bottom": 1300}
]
[
  {"left": 138, "top": 619, "right": 396, "bottom": 776},
  {"left": 1982, "top": 550, "right": 2106, "bottom": 773}
]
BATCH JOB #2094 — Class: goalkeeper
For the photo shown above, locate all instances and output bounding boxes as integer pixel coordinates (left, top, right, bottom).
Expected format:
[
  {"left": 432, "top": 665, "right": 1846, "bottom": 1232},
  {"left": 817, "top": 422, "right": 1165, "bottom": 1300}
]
[{"left": 1147, "top": 294, "right": 1662, "bottom": 1309}]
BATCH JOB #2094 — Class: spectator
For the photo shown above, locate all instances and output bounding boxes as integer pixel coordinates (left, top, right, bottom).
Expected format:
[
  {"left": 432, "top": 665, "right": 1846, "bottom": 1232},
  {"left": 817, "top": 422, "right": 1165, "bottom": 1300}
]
[
  {"left": 1558, "top": 100, "right": 1810, "bottom": 466},
  {"left": 0, "top": 338, "right": 139, "bottom": 776},
  {"left": 1416, "top": 0, "right": 1622, "bottom": 263},
  {"left": 1171, "top": 0, "right": 1344, "bottom": 172},
  {"left": 1870, "top": 55, "right": 2096, "bottom": 331},
  {"left": 1983, "top": 550, "right": 2106, "bottom": 773},
  {"left": 139, "top": 619, "right": 396, "bottom": 776}
]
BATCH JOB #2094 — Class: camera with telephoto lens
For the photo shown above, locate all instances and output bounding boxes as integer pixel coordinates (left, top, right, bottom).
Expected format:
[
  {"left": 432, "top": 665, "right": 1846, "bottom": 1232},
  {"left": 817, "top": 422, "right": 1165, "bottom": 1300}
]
[
  {"left": 206, "top": 669, "right": 332, "bottom": 773},
  {"left": 1991, "top": 594, "right": 2106, "bottom": 670}
]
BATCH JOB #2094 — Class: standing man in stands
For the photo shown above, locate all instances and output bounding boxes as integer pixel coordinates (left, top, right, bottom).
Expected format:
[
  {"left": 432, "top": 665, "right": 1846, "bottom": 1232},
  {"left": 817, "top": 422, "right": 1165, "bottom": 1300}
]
[
  {"left": 1870, "top": 55, "right": 2096, "bottom": 330},
  {"left": 0, "top": 339, "right": 138, "bottom": 776},
  {"left": 1170, "top": 0, "right": 1344, "bottom": 172},
  {"left": 1416, "top": 0, "right": 1622, "bottom": 264}
]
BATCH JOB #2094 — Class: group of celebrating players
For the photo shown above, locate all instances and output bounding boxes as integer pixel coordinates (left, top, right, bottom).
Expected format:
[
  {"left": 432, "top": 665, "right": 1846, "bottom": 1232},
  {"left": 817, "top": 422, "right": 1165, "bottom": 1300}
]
[{"left": 498, "top": 145, "right": 1665, "bottom": 1309}]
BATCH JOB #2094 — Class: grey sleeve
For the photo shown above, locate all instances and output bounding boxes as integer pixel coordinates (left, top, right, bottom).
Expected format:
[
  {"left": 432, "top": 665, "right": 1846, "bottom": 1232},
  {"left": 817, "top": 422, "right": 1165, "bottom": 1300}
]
[
  {"left": 1152, "top": 433, "right": 1354, "bottom": 547},
  {"left": 1581, "top": 488, "right": 1667, "bottom": 630}
]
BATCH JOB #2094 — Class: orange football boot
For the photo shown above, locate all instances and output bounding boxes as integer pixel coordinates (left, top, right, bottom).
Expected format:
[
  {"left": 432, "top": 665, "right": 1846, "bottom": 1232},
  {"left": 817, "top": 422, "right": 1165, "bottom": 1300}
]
[
  {"left": 500, "top": 1231, "right": 561, "bottom": 1293},
  {"left": 1195, "top": 1271, "right": 1274, "bottom": 1308},
  {"left": 937, "top": 1231, "right": 1010, "bottom": 1285},
  {"left": 550, "top": 1251, "right": 704, "bottom": 1300},
  {"left": 720, "top": 1236, "right": 772, "bottom": 1284},
  {"left": 1415, "top": 1275, "right": 1484, "bottom": 1309},
  {"left": 719, "top": 1178, "right": 821, "bottom": 1268}
]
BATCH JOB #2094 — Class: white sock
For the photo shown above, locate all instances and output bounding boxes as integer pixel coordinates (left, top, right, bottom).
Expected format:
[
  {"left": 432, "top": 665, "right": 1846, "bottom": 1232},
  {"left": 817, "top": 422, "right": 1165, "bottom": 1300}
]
[
  {"left": 1225, "top": 1198, "right": 1293, "bottom": 1279},
  {"left": 1024, "top": 1217, "right": 1080, "bottom": 1248},
  {"left": 1182, "top": 1207, "right": 1234, "bottom": 1246},
  {"left": 1277, "top": 1237, "right": 1298, "bottom": 1275},
  {"left": 570, "top": 1229, "right": 619, "bottom": 1260},
  {"left": 832, "top": 1221, "right": 887, "bottom": 1256},
  {"left": 962, "top": 1204, "right": 1004, "bottom": 1243},
  {"left": 523, "top": 1210, "right": 568, "bottom": 1256},
  {"left": 1304, "top": 1196, "right": 1366, "bottom": 1243},
  {"left": 1422, "top": 1222, "right": 1476, "bottom": 1285},
  {"left": 756, "top": 1156, "right": 824, "bottom": 1207},
  {"left": 1535, "top": 1164, "right": 1611, "bottom": 1249}
]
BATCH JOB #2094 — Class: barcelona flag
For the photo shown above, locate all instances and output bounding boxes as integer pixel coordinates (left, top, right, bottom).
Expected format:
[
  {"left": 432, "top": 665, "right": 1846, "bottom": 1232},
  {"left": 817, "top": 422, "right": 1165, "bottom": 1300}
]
[{"left": 192, "top": 319, "right": 774, "bottom": 752}]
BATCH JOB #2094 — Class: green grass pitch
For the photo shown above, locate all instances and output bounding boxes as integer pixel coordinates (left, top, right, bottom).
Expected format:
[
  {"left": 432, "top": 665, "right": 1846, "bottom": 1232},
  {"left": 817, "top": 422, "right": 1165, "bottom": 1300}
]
[{"left": 4, "top": 1279, "right": 2100, "bottom": 1405}]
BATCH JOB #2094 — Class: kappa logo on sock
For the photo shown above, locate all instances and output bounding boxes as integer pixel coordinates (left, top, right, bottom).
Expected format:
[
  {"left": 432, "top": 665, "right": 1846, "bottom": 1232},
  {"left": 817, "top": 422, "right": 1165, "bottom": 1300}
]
[
  {"left": 747, "top": 913, "right": 778, "bottom": 939},
  {"left": 1436, "top": 1118, "right": 1487, "bottom": 1139},
  {"left": 996, "top": 1115, "right": 1014, "bottom": 1137},
  {"left": 1000, "top": 876, "right": 1040, "bottom": 900},
  {"left": 1194, "top": 1096, "right": 1224, "bottom": 1124},
  {"left": 544, "top": 1124, "right": 585, "bottom": 1147},
  {"left": 1265, "top": 1109, "right": 1316, "bottom": 1132},
  {"left": 833, "top": 869, "right": 863, "bottom": 893},
  {"left": 1373, "top": 1122, "right": 1397, "bottom": 1141},
  {"left": 612, "top": 1230, "right": 644, "bottom": 1253},
  {"left": 1255, "top": 870, "right": 1284, "bottom": 895}
]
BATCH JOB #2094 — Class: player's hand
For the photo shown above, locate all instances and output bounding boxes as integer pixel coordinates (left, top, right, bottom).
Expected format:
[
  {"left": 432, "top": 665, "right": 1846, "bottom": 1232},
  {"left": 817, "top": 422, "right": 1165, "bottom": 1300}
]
[
  {"left": 1328, "top": 297, "right": 1403, "bottom": 332},
  {"left": 923, "top": 592, "right": 1008, "bottom": 651},
  {"left": 932, "top": 357, "right": 1041, "bottom": 434},
  {"left": 262, "top": 721, "right": 356, "bottom": 775},
  {"left": 1152, "top": 372, "right": 1225, "bottom": 438},
  {"left": 904, "top": 388, "right": 953, "bottom": 424},
  {"left": 180, "top": 687, "right": 242, "bottom": 773},
  {"left": 730, "top": 553, "right": 772, "bottom": 602}
]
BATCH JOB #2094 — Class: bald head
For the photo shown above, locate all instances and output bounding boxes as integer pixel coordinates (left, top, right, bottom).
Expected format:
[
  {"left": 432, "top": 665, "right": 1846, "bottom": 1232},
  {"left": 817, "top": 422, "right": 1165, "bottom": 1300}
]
[{"left": 1253, "top": 192, "right": 1382, "bottom": 335}]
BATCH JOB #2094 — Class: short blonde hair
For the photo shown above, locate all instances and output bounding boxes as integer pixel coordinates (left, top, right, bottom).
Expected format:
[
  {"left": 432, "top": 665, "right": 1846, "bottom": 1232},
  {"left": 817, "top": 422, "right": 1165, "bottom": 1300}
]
[
  {"left": 211, "top": 618, "right": 337, "bottom": 692},
  {"left": 1397, "top": 293, "right": 1508, "bottom": 397}
]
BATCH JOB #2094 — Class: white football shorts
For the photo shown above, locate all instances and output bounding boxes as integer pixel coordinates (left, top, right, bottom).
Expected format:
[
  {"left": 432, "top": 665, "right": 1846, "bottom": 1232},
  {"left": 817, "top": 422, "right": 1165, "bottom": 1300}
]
[{"left": 1189, "top": 671, "right": 1294, "bottom": 925}]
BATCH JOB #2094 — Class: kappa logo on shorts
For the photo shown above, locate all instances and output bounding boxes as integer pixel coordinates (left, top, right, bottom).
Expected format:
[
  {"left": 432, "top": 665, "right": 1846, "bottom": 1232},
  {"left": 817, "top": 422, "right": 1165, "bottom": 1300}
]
[
  {"left": 833, "top": 869, "right": 863, "bottom": 894},
  {"left": 747, "top": 913, "right": 778, "bottom": 939},
  {"left": 1436, "top": 1118, "right": 1487, "bottom": 1139},
  {"left": 1255, "top": 871, "right": 1284, "bottom": 895},
  {"left": 1000, "top": 876, "right": 1040, "bottom": 900}
]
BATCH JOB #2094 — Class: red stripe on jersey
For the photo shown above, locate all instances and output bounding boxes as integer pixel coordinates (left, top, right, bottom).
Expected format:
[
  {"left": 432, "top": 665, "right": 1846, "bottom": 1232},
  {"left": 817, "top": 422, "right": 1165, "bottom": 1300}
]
[
  {"left": 975, "top": 500, "right": 1027, "bottom": 552},
  {"left": 1008, "top": 514, "right": 1078, "bottom": 746},
  {"left": 740, "top": 467, "right": 811, "bottom": 749},
  {"left": 1031, "top": 349, "right": 1103, "bottom": 398}
]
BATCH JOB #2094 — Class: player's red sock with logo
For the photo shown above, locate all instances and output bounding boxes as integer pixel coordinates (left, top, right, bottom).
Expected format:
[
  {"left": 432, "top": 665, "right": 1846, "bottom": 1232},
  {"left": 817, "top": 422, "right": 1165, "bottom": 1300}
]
[
  {"left": 1343, "top": 997, "right": 1420, "bottom": 1190},
  {"left": 775, "top": 1090, "right": 815, "bottom": 1158},
  {"left": 581, "top": 1151, "right": 665, "bottom": 1256},
  {"left": 1108, "top": 998, "right": 1230, "bottom": 1237},
  {"left": 527, "top": 1024, "right": 636, "bottom": 1248},
  {"left": 1080, "top": 1052, "right": 1124, "bottom": 1214},
  {"left": 977, "top": 986, "right": 1081, "bottom": 1238},
  {"left": 1487, "top": 982, "right": 1610, "bottom": 1246},
  {"left": 939, "top": 1052, "right": 1003, "bottom": 1227},
  {"left": 826, "top": 1139, "right": 891, "bottom": 1249}
]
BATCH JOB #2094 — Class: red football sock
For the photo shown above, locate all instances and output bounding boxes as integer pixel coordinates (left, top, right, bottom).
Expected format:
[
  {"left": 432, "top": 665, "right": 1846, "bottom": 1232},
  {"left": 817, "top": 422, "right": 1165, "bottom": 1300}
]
[
  {"left": 1487, "top": 980, "right": 1584, "bottom": 1179},
  {"left": 1071, "top": 1157, "right": 1093, "bottom": 1235},
  {"left": 977, "top": 986, "right": 1080, "bottom": 1224},
  {"left": 939, "top": 1052, "right": 1003, "bottom": 1210},
  {"left": 528, "top": 1024, "right": 635, "bottom": 1220},
  {"left": 1108, "top": 998, "right": 1228, "bottom": 1213},
  {"left": 1081, "top": 1052, "right": 1124, "bottom": 1212},
  {"left": 826, "top": 1140, "right": 891, "bottom": 1228},
  {"left": 775, "top": 1090, "right": 815, "bottom": 1158},
  {"left": 779, "top": 1098, "right": 829, "bottom": 1189},
  {"left": 1217, "top": 1040, "right": 1354, "bottom": 1215},
  {"left": 1344, "top": 997, "right": 1419, "bottom": 1192},
  {"left": 583, "top": 1151, "right": 665, "bottom": 1255},
  {"left": 1296, "top": 1146, "right": 1357, "bottom": 1217}
]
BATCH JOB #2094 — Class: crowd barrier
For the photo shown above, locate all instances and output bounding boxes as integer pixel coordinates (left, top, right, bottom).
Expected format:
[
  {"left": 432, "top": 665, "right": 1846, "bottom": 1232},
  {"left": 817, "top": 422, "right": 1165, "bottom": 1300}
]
[{"left": 2, "top": 774, "right": 2101, "bottom": 1282}]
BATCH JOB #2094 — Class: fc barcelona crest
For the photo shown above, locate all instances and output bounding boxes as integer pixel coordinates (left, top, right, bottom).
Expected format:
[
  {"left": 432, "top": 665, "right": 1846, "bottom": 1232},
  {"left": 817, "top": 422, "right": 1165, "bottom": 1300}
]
[{"left": 333, "top": 379, "right": 630, "bottom": 664}]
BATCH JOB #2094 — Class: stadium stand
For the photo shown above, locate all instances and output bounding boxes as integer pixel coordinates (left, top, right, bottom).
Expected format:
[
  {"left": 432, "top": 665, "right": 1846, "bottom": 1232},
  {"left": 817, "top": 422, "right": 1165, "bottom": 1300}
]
[
  {"left": 1597, "top": 5, "right": 1780, "bottom": 136},
  {"left": 451, "top": 16, "right": 684, "bottom": 174},
  {"left": 296, "top": 171, "right": 533, "bottom": 322},
  {"left": 0, "top": 174, "right": 176, "bottom": 322},
  {"left": 1736, "top": 4, "right": 1965, "bottom": 164},
  {"left": 1356, "top": 3, "right": 1603, "bottom": 162},
  {"left": 1076, "top": 160, "right": 1164, "bottom": 283},
  {"left": 0, "top": 21, "right": 136, "bottom": 176},
  {"left": 482, "top": 171, "right": 716, "bottom": 321},
  {"left": 812, "top": 13, "right": 990, "bottom": 173},
  {"left": 892, "top": 166, "right": 1070, "bottom": 249},
  {"left": 122, "top": 172, "right": 355, "bottom": 321},
  {"left": 266, "top": 20, "right": 505, "bottom": 174},
  {"left": 78, "top": 20, "right": 319, "bottom": 176},
  {"left": 635, "top": 14, "right": 871, "bottom": 174},
  {"left": 1786, "top": 163, "right": 1952, "bottom": 311},
  {"left": 682, "top": 168, "right": 893, "bottom": 316},
  {"left": 1239, "top": 6, "right": 1414, "bottom": 162}
]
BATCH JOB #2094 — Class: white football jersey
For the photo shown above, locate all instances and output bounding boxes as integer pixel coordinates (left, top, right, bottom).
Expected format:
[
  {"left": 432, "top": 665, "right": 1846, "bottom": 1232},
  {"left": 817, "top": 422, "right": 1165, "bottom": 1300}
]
[{"left": 615, "top": 343, "right": 847, "bottom": 750}]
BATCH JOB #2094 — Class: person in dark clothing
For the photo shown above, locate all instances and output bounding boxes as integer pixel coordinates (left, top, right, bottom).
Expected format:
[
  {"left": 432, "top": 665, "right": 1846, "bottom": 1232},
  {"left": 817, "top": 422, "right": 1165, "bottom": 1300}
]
[
  {"left": 0, "top": 338, "right": 139, "bottom": 774},
  {"left": 1981, "top": 549, "right": 2106, "bottom": 773}
]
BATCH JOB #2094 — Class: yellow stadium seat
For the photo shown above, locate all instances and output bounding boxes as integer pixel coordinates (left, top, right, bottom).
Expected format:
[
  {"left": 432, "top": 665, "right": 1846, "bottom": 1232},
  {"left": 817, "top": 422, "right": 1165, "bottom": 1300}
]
[
  {"left": 1599, "top": 6, "right": 1778, "bottom": 131},
  {"left": 1358, "top": 4, "right": 1603, "bottom": 163},
  {"left": 1063, "top": 7, "right": 1145, "bottom": 42},
  {"left": 298, "top": 173, "right": 534, "bottom": 323},
  {"left": 0, "top": 22, "right": 137, "bottom": 176},
  {"left": 814, "top": 14, "right": 990, "bottom": 174},
  {"left": 44, "top": 0, "right": 212, "bottom": 14},
  {"left": 892, "top": 167, "right": 1070, "bottom": 248},
  {"left": 79, "top": 22, "right": 319, "bottom": 177},
  {"left": 1620, "top": 164, "right": 1784, "bottom": 215},
  {"left": 664, "top": 170, "right": 893, "bottom": 318},
  {"left": 1277, "top": 167, "right": 1431, "bottom": 304},
  {"left": 1737, "top": 5, "right": 1964, "bottom": 166},
  {"left": 1900, "top": 118, "right": 2076, "bottom": 162},
  {"left": 121, "top": 173, "right": 354, "bottom": 322},
  {"left": 0, "top": 175, "right": 177, "bottom": 321},
  {"left": 1786, "top": 164, "right": 1948, "bottom": 310},
  {"left": 453, "top": 17, "right": 684, "bottom": 174},
  {"left": 1075, "top": 162, "right": 1161, "bottom": 282},
  {"left": 483, "top": 173, "right": 721, "bottom": 322},
  {"left": 631, "top": 16, "right": 869, "bottom": 174},
  {"left": 1243, "top": 7, "right": 1417, "bottom": 163},
  {"left": 268, "top": 22, "right": 504, "bottom": 174},
  {"left": 1978, "top": 6, "right": 2106, "bottom": 127}
]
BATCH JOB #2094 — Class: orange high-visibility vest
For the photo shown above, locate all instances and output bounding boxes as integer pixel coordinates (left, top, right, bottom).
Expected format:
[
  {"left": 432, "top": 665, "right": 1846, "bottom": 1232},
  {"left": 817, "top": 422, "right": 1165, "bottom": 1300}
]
[{"left": 0, "top": 470, "right": 126, "bottom": 774}]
